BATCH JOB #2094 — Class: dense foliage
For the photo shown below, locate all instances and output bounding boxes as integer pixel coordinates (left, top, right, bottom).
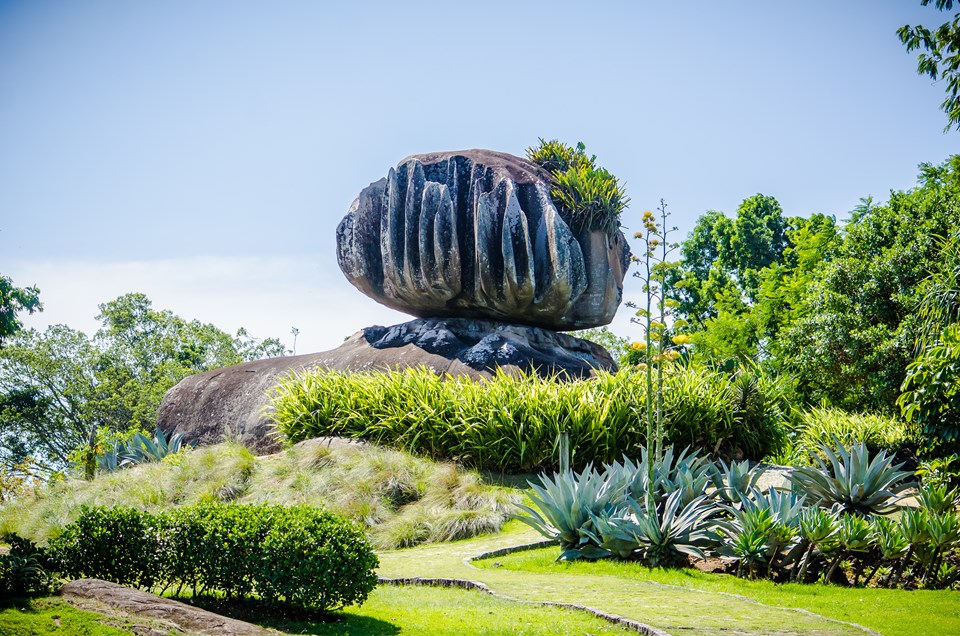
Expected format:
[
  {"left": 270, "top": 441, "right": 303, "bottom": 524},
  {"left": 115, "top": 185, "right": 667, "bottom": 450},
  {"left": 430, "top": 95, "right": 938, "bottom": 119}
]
[
  {"left": 270, "top": 365, "right": 789, "bottom": 473},
  {"left": 48, "top": 503, "right": 378, "bottom": 611},
  {"left": 0, "top": 276, "right": 41, "bottom": 346},
  {"left": 526, "top": 139, "right": 628, "bottom": 238},
  {"left": 0, "top": 534, "right": 53, "bottom": 597},
  {"left": 0, "top": 293, "right": 285, "bottom": 480},
  {"left": 518, "top": 440, "right": 960, "bottom": 589},
  {"left": 899, "top": 0, "right": 960, "bottom": 131},
  {"left": 669, "top": 155, "right": 960, "bottom": 454}
]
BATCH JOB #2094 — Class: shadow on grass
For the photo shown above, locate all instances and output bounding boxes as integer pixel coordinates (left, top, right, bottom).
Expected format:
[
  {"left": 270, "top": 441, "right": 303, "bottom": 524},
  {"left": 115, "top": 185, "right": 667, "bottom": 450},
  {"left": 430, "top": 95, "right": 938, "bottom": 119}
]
[
  {"left": 181, "top": 596, "right": 400, "bottom": 636},
  {"left": 0, "top": 596, "right": 41, "bottom": 613}
]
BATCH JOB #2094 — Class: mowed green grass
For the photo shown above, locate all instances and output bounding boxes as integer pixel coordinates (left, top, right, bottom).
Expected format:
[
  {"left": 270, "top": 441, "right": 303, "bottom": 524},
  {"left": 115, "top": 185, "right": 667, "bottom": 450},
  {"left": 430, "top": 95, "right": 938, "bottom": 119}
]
[
  {"left": 474, "top": 547, "right": 960, "bottom": 636},
  {"left": 0, "top": 588, "right": 633, "bottom": 636},
  {"left": 192, "top": 584, "right": 633, "bottom": 635},
  {"left": 0, "top": 597, "right": 167, "bottom": 636}
]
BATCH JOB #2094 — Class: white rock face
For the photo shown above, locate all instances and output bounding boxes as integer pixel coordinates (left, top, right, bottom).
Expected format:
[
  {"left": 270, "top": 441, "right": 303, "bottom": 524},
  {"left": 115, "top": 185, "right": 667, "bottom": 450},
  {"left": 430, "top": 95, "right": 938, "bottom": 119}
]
[{"left": 336, "top": 149, "right": 630, "bottom": 330}]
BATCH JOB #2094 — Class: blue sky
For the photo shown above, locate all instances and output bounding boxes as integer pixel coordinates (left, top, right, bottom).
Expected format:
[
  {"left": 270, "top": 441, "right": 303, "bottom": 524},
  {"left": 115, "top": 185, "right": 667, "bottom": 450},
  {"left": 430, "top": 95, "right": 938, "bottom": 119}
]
[{"left": 1, "top": 0, "right": 957, "bottom": 353}]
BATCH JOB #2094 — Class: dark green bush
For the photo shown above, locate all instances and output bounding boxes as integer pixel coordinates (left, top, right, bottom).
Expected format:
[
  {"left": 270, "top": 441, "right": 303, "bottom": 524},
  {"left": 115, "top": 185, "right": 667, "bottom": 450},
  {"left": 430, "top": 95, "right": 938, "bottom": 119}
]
[
  {"left": 49, "top": 506, "right": 163, "bottom": 589},
  {"left": 48, "top": 504, "right": 377, "bottom": 611},
  {"left": 269, "top": 365, "right": 788, "bottom": 472},
  {"left": 0, "top": 534, "right": 53, "bottom": 597},
  {"left": 256, "top": 506, "right": 379, "bottom": 610}
]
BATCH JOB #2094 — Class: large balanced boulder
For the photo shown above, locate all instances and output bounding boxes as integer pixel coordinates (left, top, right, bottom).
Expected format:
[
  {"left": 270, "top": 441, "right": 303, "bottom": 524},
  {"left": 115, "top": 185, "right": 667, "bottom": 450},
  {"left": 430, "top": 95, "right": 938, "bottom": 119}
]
[
  {"left": 157, "top": 318, "right": 616, "bottom": 454},
  {"left": 336, "top": 150, "right": 630, "bottom": 330}
]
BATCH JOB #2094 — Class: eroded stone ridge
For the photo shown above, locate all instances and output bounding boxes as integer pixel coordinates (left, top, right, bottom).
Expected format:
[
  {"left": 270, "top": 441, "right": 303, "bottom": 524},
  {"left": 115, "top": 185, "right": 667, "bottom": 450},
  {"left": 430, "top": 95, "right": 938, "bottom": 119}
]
[{"left": 336, "top": 149, "right": 630, "bottom": 330}]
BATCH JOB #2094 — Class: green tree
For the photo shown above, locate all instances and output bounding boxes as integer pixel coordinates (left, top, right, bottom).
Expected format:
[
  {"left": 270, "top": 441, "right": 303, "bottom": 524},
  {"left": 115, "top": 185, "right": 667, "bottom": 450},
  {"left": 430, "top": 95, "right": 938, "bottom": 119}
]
[
  {"left": 778, "top": 157, "right": 960, "bottom": 412},
  {"left": 0, "top": 293, "right": 286, "bottom": 477},
  {"left": 899, "top": 0, "right": 960, "bottom": 131},
  {"left": 0, "top": 276, "right": 41, "bottom": 345},
  {"left": 899, "top": 232, "right": 960, "bottom": 454},
  {"left": 670, "top": 194, "right": 791, "bottom": 363}
]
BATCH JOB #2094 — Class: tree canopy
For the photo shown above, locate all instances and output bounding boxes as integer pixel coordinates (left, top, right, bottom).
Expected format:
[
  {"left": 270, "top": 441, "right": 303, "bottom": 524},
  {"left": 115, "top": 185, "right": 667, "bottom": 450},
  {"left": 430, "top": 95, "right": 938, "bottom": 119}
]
[
  {"left": 0, "top": 276, "right": 41, "bottom": 345},
  {"left": 0, "top": 293, "right": 286, "bottom": 476},
  {"left": 900, "top": 0, "right": 960, "bottom": 131}
]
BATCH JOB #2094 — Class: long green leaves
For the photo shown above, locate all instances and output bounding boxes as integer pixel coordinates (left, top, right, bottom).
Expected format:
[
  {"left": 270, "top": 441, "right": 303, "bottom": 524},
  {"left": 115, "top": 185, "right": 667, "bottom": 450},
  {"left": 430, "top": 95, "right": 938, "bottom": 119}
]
[
  {"left": 270, "top": 366, "right": 786, "bottom": 473},
  {"left": 788, "top": 439, "right": 911, "bottom": 516}
]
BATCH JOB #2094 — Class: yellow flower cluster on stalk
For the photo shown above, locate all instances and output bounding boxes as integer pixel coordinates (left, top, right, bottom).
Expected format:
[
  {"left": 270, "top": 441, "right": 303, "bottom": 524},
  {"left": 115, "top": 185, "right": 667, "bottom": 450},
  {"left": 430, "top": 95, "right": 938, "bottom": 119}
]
[{"left": 625, "top": 199, "right": 695, "bottom": 487}]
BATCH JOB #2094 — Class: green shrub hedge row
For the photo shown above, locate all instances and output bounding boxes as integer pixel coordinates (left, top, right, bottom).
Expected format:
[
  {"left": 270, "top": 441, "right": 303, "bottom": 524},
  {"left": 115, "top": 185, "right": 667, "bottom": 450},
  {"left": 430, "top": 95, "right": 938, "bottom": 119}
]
[
  {"left": 48, "top": 504, "right": 378, "bottom": 611},
  {"left": 270, "top": 365, "right": 791, "bottom": 472}
]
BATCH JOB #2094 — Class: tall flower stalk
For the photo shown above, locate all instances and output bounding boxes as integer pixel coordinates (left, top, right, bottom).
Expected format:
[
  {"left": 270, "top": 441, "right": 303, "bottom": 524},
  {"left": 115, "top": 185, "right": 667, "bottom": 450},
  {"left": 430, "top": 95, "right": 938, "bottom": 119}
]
[{"left": 627, "top": 200, "right": 687, "bottom": 495}]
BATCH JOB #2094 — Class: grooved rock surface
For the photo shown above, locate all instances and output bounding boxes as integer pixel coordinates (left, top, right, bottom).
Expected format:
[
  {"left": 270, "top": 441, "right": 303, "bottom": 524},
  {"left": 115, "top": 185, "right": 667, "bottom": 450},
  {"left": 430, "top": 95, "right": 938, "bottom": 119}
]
[
  {"left": 336, "top": 149, "right": 630, "bottom": 330},
  {"left": 157, "top": 318, "right": 616, "bottom": 454},
  {"left": 60, "top": 579, "right": 273, "bottom": 635}
]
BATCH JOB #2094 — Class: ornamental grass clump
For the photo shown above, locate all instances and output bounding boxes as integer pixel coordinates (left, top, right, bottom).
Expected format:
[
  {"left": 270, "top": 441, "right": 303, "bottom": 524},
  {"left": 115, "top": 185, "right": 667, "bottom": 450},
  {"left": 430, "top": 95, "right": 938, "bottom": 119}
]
[{"left": 270, "top": 365, "right": 787, "bottom": 473}]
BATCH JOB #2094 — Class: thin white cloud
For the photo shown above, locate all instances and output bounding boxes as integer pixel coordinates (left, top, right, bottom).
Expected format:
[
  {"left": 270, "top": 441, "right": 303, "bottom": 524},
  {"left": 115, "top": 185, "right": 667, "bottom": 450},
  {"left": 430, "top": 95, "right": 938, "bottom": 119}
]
[{"left": 7, "top": 256, "right": 408, "bottom": 354}]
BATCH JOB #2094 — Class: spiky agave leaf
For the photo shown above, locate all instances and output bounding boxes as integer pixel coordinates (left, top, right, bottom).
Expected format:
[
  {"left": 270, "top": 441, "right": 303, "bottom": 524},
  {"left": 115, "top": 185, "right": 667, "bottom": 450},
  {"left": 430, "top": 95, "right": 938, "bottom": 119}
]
[
  {"left": 515, "top": 463, "right": 625, "bottom": 552},
  {"left": 788, "top": 439, "right": 910, "bottom": 516},
  {"left": 871, "top": 517, "right": 908, "bottom": 561},
  {"left": 625, "top": 490, "right": 721, "bottom": 566},
  {"left": 917, "top": 482, "right": 960, "bottom": 515},
  {"left": 713, "top": 458, "right": 767, "bottom": 505}
]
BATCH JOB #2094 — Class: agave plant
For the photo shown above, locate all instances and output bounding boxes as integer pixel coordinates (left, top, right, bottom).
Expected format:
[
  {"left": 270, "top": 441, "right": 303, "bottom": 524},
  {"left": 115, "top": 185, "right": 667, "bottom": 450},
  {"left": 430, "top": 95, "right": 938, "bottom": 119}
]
[
  {"left": 794, "top": 506, "right": 840, "bottom": 582},
  {"left": 623, "top": 491, "right": 720, "bottom": 567},
  {"left": 613, "top": 446, "right": 713, "bottom": 508},
  {"left": 516, "top": 463, "right": 625, "bottom": 560},
  {"left": 824, "top": 514, "right": 873, "bottom": 584},
  {"left": 922, "top": 510, "right": 960, "bottom": 586},
  {"left": 788, "top": 439, "right": 911, "bottom": 516},
  {"left": 864, "top": 517, "right": 908, "bottom": 586},
  {"left": 720, "top": 507, "right": 775, "bottom": 578},
  {"left": 124, "top": 428, "right": 195, "bottom": 464},
  {"left": 888, "top": 507, "right": 929, "bottom": 587},
  {"left": 712, "top": 459, "right": 767, "bottom": 505},
  {"left": 739, "top": 488, "right": 805, "bottom": 577},
  {"left": 917, "top": 482, "right": 960, "bottom": 514}
]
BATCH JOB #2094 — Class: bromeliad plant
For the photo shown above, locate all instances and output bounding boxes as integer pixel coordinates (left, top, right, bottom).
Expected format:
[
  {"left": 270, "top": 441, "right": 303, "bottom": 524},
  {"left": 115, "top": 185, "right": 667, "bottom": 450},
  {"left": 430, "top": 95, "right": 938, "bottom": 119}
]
[{"left": 525, "top": 139, "right": 629, "bottom": 238}]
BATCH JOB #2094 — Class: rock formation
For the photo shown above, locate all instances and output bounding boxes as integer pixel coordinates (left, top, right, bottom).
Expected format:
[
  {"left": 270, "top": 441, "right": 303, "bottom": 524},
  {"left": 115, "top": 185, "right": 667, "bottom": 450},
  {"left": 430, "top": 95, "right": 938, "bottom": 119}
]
[
  {"left": 61, "top": 578, "right": 271, "bottom": 635},
  {"left": 157, "top": 318, "right": 616, "bottom": 454},
  {"left": 159, "top": 148, "right": 631, "bottom": 453},
  {"left": 336, "top": 149, "right": 630, "bottom": 330}
]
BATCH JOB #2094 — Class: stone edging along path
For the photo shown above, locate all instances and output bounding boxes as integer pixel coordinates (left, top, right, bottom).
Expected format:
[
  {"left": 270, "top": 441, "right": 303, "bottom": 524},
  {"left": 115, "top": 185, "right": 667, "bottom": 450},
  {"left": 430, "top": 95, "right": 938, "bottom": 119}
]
[{"left": 377, "top": 532, "right": 884, "bottom": 636}]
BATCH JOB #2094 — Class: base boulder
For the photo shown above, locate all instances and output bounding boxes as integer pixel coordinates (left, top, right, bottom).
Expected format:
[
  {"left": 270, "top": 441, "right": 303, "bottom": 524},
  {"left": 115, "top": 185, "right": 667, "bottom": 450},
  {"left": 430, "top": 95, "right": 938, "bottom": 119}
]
[{"left": 157, "top": 318, "right": 615, "bottom": 454}]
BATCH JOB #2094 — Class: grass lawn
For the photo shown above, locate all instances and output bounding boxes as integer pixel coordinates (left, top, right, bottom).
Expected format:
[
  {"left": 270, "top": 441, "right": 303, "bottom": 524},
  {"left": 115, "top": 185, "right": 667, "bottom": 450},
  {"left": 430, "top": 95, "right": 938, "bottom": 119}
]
[
  {"left": 187, "top": 584, "right": 634, "bottom": 635},
  {"left": 0, "top": 597, "right": 171, "bottom": 636},
  {"left": 474, "top": 547, "right": 960, "bottom": 636}
]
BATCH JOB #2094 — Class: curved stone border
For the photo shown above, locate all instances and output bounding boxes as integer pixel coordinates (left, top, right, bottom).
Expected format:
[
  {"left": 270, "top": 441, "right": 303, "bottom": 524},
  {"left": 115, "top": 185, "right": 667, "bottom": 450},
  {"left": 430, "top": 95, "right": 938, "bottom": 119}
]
[
  {"left": 643, "top": 580, "right": 882, "bottom": 636},
  {"left": 378, "top": 561, "right": 672, "bottom": 636},
  {"left": 462, "top": 539, "right": 881, "bottom": 636}
]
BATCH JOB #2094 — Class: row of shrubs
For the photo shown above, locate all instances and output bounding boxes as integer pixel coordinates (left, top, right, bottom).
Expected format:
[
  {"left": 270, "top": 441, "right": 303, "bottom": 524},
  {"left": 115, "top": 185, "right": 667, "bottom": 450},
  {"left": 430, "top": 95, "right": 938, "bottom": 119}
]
[
  {"left": 270, "top": 365, "right": 793, "bottom": 472},
  {"left": 42, "top": 503, "right": 378, "bottom": 611},
  {"left": 519, "top": 440, "right": 959, "bottom": 589}
]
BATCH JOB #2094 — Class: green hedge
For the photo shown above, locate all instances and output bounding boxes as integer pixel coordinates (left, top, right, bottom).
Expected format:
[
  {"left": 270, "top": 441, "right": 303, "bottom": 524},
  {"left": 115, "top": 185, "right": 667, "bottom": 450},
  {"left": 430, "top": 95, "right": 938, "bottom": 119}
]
[
  {"left": 269, "top": 366, "right": 790, "bottom": 472},
  {"left": 48, "top": 504, "right": 378, "bottom": 611}
]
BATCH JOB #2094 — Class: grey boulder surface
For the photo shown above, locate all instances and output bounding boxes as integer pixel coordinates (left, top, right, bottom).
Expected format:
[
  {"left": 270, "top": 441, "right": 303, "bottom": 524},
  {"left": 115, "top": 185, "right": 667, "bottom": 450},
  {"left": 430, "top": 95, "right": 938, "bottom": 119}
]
[
  {"left": 336, "top": 149, "right": 630, "bottom": 330},
  {"left": 61, "top": 578, "right": 272, "bottom": 636},
  {"left": 157, "top": 318, "right": 616, "bottom": 454}
]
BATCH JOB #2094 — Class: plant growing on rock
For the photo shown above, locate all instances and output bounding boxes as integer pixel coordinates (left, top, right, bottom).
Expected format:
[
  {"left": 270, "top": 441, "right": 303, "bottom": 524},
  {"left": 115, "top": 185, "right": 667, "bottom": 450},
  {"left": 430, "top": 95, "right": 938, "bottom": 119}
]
[{"left": 526, "top": 139, "right": 628, "bottom": 237}]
